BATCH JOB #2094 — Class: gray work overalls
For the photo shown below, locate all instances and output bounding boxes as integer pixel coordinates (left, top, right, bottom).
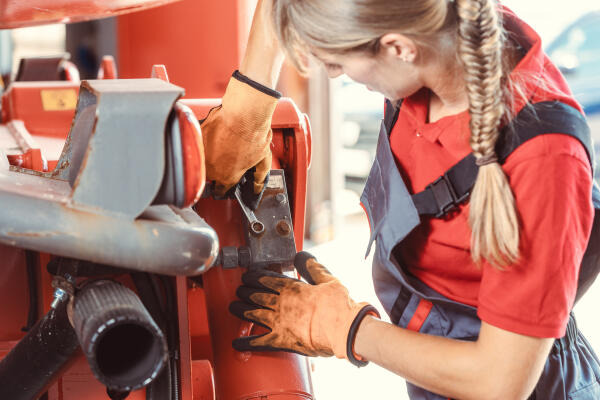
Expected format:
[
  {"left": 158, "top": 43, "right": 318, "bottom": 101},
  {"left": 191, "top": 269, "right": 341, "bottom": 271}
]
[{"left": 360, "top": 100, "right": 600, "bottom": 399}]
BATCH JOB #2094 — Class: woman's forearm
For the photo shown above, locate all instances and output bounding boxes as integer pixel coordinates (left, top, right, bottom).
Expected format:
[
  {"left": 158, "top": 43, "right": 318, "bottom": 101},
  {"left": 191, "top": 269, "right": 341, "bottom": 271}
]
[
  {"left": 354, "top": 316, "right": 550, "bottom": 400},
  {"left": 239, "top": 0, "right": 285, "bottom": 88}
]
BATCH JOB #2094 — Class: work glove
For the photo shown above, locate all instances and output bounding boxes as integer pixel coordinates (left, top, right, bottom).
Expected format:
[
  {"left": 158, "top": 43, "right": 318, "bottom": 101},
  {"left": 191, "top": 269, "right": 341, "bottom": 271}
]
[
  {"left": 229, "top": 252, "right": 380, "bottom": 367},
  {"left": 200, "top": 70, "right": 281, "bottom": 197}
]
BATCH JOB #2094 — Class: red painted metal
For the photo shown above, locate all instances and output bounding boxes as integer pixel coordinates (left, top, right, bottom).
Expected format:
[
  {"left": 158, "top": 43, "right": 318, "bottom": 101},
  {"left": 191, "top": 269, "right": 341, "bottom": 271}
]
[
  {"left": 151, "top": 65, "right": 206, "bottom": 207},
  {"left": 61, "top": 60, "right": 81, "bottom": 83},
  {"left": 190, "top": 99, "right": 313, "bottom": 400},
  {"left": 0, "top": 246, "right": 29, "bottom": 342},
  {"left": 2, "top": 81, "right": 79, "bottom": 138},
  {"left": 98, "top": 56, "right": 118, "bottom": 80},
  {"left": 176, "top": 102, "right": 206, "bottom": 207},
  {"left": 182, "top": 98, "right": 312, "bottom": 250},
  {"left": 192, "top": 360, "right": 216, "bottom": 400},
  {"left": 177, "top": 276, "right": 194, "bottom": 400},
  {"left": 0, "top": 58, "right": 314, "bottom": 399},
  {"left": 117, "top": 0, "right": 257, "bottom": 99},
  {"left": 0, "top": 0, "right": 183, "bottom": 29},
  {"left": 151, "top": 64, "right": 170, "bottom": 82}
]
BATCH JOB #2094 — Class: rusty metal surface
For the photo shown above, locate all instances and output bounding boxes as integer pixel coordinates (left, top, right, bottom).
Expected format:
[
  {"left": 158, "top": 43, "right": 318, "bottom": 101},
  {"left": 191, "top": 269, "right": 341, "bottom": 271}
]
[
  {"left": 0, "top": 0, "right": 182, "bottom": 29},
  {"left": 244, "top": 169, "right": 297, "bottom": 271},
  {"left": 7, "top": 120, "right": 48, "bottom": 171},
  {"left": 8, "top": 79, "right": 183, "bottom": 217},
  {"left": 56, "top": 79, "right": 182, "bottom": 218},
  {"left": 0, "top": 78, "right": 218, "bottom": 274},
  {"left": 0, "top": 169, "right": 218, "bottom": 275}
]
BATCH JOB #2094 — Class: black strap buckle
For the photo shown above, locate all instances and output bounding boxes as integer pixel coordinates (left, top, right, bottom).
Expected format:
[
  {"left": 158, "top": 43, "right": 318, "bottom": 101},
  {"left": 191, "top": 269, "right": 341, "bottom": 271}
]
[{"left": 426, "top": 173, "right": 469, "bottom": 218}]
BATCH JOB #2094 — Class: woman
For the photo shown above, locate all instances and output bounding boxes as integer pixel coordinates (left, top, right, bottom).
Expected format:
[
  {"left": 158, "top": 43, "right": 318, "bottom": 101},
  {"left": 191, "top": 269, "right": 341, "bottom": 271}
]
[{"left": 224, "top": 0, "right": 600, "bottom": 399}]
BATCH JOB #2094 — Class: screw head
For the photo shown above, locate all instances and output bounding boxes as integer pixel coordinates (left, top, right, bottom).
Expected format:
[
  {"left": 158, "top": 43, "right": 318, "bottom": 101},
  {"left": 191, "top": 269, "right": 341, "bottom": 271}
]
[
  {"left": 276, "top": 220, "right": 292, "bottom": 236},
  {"left": 275, "top": 193, "right": 287, "bottom": 204}
]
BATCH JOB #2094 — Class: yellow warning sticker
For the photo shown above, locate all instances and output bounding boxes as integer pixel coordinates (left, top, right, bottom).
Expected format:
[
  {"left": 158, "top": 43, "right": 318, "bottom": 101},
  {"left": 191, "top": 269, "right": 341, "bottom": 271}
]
[{"left": 40, "top": 89, "right": 78, "bottom": 111}]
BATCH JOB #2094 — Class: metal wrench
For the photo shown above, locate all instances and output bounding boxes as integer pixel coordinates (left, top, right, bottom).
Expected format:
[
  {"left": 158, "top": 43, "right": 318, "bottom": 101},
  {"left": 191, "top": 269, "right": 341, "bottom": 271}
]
[{"left": 234, "top": 185, "right": 265, "bottom": 235}]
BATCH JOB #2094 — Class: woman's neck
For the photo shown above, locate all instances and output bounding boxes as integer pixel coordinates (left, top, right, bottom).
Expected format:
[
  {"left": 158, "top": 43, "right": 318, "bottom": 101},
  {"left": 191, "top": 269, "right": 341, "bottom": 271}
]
[
  {"left": 422, "top": 38, "right": 523, "bottom": 123},
  {"left": 422, "top": 61, "right": 469, "bottom": 123}
]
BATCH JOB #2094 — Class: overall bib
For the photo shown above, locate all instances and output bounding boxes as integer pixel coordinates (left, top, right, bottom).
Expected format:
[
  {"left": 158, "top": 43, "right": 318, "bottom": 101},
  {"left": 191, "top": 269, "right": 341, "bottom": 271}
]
[{"left": 359, "top": 102, "right": 600, "bottom": 399}]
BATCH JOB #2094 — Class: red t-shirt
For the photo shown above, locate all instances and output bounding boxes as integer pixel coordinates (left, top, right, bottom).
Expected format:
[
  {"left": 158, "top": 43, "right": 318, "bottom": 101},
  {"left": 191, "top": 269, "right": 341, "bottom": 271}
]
[{"left": 388, "top": 9, "right": 594, "bottom": 338}]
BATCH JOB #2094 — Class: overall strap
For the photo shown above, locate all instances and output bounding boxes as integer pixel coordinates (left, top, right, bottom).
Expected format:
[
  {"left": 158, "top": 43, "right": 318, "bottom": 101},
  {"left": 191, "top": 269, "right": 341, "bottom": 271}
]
[
  {"left": 383, "top": 98, "right": 402, "bottom": 134},
  {"left": 411, "top": 101, "right": 593, "bottom": 218}
]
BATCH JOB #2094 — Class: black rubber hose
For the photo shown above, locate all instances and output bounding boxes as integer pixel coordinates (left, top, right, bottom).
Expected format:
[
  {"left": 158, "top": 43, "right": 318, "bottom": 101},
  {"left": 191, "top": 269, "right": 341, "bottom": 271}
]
[
  {"left": 0, "top": 293, "right": 79, "bottom": 400},
  {"left": 72, "top": 280, "right": 167, "bottom": 392},
  {"left": 21, "top": 250, "right": 40, "bottom": 332}
]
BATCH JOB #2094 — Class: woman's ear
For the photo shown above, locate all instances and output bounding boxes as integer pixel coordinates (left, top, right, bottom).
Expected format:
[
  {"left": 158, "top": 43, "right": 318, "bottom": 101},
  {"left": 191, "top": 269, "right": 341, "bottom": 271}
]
[{"left": 379, "top": 33, "right": 417, "bottom": 63}]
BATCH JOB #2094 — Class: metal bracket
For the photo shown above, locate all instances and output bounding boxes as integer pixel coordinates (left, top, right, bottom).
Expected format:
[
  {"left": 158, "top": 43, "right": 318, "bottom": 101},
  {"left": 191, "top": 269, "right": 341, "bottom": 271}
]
[{"left": 243, "top": 169, "right": 296, "bottom": 271}]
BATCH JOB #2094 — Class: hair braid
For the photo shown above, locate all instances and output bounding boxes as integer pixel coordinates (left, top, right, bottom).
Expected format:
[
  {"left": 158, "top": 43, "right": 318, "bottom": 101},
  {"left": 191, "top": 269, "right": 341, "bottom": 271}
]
[{"left": 456, "top": 0, "right": 520, "bottom": 267}]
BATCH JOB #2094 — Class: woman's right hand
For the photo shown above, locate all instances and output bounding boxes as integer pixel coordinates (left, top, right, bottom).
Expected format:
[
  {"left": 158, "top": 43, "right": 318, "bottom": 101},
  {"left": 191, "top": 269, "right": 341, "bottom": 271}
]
[
  {"left": 200, "top": 0, "right": 284, "bottom": 196},
  {"left": 200, "top": 71, "right": 278, "bottom": 196}
]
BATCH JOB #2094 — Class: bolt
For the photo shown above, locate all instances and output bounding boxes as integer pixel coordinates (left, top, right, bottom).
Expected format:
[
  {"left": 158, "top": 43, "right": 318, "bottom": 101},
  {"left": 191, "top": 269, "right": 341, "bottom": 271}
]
[
  {"left": 51, "top": 288, "right": 68, "bottom": 309},
  {"left": 238, "top": 247, "right": 252, "bottom": 268},
  {"left": 221, "top": 247, "right": 239, "bottom": 269},
  {"left": 276, "top": 220, "right": 292, "bottom": 236},
  {"left": 275, "top": 193, "right": 287, "bottom": 204}
]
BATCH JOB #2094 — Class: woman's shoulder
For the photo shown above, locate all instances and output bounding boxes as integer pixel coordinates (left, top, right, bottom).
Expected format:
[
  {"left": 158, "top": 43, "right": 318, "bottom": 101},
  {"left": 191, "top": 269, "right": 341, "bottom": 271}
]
[
  {"left": 503, "top": 94, "right": 592, "bottom": 171},
  {"left": 503, "top": 133, "right": 592, "bottom": 177},
  {"left": 505, "top": 129, "right": 590, "bottom": 162}
]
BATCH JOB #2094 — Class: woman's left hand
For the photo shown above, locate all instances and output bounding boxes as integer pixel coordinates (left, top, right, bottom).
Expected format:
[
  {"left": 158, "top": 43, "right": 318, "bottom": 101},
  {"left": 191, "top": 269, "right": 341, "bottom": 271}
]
[{"left": 229, "top": 252, "right": 379, "bottom": 363}]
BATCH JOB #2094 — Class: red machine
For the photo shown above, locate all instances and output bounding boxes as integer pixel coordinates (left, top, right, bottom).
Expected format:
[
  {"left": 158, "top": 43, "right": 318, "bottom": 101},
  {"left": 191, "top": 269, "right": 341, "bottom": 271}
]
[{"left": 0, "top": 2, "right": 314, "bottom": 399}]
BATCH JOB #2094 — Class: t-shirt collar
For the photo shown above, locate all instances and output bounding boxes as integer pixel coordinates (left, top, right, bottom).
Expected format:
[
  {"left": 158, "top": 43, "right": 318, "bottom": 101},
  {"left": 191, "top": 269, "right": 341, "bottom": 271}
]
[{"left": 397, "top": 6, "right": 546, "bottom": 144}]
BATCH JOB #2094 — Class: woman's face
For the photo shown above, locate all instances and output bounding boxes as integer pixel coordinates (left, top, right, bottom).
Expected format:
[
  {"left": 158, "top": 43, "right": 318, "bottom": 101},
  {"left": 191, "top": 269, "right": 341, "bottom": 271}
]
[{"left": 312, "top": 42, "right": 424, "bottom": 102}]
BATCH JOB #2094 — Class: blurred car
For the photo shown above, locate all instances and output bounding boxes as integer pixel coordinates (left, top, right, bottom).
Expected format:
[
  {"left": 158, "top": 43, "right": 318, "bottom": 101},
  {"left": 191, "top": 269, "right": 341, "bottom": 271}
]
[
  {"left": 546, "top": 10, "right": 600, "bottom": 181},
  {"left": 336, "top": 77, "right": 383, "bottom": 194}
]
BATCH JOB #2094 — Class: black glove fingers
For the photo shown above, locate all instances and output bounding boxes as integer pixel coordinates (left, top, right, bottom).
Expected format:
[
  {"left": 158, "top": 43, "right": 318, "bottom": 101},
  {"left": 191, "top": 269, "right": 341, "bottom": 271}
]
[
  {"left": 294, "top": 251, "right": 334, "bottom": 285},
  {"left": 294, "top": 251, "right": 318, "bottom": 284},
  {"left": 235, "top": 286, "right": 278, "bottom": 310},
  {"left": 228, "top": 301, "right": 272, "bottom": 331},
  {"left": 232, "top": 334, "right": 269, "bottom": 352},
  {"left": 242, "top": 269, "right": 287, "bottom": 292},
  {"left": 242, "top": 270, "right": 301, "bottom": 293},
  {"left": 232, "top": 334, "right": 310, "bottom": 357}
]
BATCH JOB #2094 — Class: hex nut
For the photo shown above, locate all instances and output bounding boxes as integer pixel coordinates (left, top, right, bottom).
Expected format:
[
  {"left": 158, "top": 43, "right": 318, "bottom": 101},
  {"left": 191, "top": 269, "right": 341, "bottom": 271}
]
[{"left": 221, "top": 246, "right": 239, "bottom": 269}]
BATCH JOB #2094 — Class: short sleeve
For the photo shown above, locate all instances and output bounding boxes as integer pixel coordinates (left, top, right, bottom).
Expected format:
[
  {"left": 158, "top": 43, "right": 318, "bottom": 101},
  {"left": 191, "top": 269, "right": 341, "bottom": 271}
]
[{"left": 477, "top": 134, "right": 594, "bottom": 338}]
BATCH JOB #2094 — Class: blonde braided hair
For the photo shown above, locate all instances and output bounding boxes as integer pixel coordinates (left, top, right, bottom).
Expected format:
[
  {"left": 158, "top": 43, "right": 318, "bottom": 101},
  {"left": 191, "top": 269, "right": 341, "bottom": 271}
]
[
  {"left": 456, "top": 0, "right": 520, "bottom": 266},
  {"left": 272, "top": 0, "right": 521, "bottom": 267}
]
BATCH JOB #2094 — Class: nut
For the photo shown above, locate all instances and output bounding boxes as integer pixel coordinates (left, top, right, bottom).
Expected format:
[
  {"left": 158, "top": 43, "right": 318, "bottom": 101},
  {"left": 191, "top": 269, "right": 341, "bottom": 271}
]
[{"left": 276, "top": 220, "right": 292, "bottom": 236}]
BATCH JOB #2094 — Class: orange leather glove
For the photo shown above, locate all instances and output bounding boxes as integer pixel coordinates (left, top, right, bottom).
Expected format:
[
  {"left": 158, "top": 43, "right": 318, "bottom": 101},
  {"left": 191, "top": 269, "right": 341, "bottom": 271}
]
[
  {"left": 200, "top": 70, "right": 280, "bottom": 196},
  {"left": 229, "top": 252, "right": 380, "bottom": 366}
]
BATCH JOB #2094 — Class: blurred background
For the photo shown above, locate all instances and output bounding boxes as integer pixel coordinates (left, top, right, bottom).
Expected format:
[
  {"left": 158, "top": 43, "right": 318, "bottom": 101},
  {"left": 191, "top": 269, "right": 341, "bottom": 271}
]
[{"left": 2, "top": 0, "right": 599, "bottom": 398}]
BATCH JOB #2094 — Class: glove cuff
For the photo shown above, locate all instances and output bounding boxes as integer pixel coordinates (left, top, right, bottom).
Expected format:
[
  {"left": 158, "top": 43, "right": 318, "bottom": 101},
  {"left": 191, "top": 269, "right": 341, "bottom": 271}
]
[
  {"left": 346, "top": 305, "right": 380, "bottom": 367},
  {"left": 221, "top": 73, "right": 280, "bottom": 142},
  {"left": 232, "top": 70, "right": 282, "bottom": 99}
]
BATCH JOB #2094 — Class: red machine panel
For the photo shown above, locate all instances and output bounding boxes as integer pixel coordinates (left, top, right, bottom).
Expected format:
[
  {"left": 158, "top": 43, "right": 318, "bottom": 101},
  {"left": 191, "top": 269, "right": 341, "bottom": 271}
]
[
  {"left": 0, "top": 62, "right": 314, "bottom": 399},
  {"left": 117, "top": 0, "right": 256, "bottom": 98},
  {"left": 0, "top": 0, "right": 183, "bottom": 29}
]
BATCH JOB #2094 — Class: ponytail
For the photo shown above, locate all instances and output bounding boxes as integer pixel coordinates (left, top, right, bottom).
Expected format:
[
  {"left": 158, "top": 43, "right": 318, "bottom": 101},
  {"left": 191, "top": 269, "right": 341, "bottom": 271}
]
[{"left": 456, "top": 0, "right": 520, "bottom": 267}]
